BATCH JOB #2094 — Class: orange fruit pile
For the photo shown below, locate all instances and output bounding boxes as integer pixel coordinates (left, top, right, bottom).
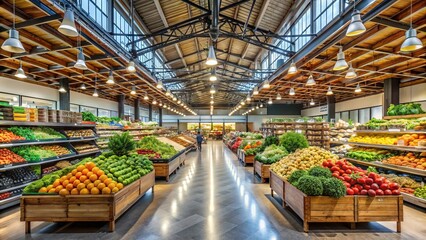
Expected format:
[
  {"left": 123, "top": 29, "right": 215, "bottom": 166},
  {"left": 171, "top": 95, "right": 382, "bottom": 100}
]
[{"left": 38, "top": 161, "right": 124, "bottom": 195}]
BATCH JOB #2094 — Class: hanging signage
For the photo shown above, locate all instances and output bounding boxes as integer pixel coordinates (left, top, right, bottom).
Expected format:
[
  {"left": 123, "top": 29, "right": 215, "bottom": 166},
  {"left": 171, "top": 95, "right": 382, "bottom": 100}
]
[{"left": 320, "top": 105, "right": 328, "bottom": 113}]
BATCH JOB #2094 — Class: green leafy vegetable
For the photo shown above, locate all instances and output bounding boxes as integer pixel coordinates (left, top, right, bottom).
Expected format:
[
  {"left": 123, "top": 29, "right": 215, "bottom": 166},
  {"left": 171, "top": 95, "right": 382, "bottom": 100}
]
[
  {"left": 308, "top": 166, "right": 332, "bottom": 178},
  {"left": 288, "top": 169, "right": 308, "bottom": 184},
  {"left": 279, "top": 132, "right": 309, "bottom": 153},
  {"left": 322, "top": 178, "right": 346, "bottom": 198},
  {"left": 108, "top": 132, "right": 136, "bottom": 156},
  {"left": 82, "top": 111, "right": 97, "bottom": 122},
  {"left": 296, "top": 175, "right": 323, "bottom": 196}
]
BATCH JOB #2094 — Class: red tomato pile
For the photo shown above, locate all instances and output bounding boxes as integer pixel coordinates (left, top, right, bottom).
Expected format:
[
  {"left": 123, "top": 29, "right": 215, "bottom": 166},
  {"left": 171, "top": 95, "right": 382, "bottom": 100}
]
[{"left": 322, "top": 159, "right": 400, "bottom": 197}]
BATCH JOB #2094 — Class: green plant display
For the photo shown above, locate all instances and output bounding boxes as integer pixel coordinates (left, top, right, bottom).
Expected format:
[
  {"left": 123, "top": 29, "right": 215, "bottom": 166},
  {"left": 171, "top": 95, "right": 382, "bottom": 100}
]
[
  {"left": 296, "top": 175, "right": 323, "bottom": 196},
  {"left": 288, "top": 169, "right": 308, "bottom": 184},
  {"left": 308, "top": 166, "right": 332, "bottom": 178},
  {"left": 279, "top": 132, "right": 309, "bottom": 153},
  {"left": 82, "top": 111, "right": 97, "bottom": 122},
  {"left": 322, "top": 178, "right": 346, "bottom": 198},
  {"left": 108, "top": 132, "right": 135, "bottom": 156}
]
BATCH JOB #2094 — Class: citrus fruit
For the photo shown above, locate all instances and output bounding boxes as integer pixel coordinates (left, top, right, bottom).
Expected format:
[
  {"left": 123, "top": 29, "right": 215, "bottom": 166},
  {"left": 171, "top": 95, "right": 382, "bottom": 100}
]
[
  {"left": 93, "top": 180, "right": 101, "bottom": 187},
  {"left": 108, "top": 183, "right": 116, "bottom": 189},
  {"left": 82, "top": 169, "right": 89, "bottom": 175},
  {"left": 46, "top": 185, "right": 53, "bottom": 191},
  {"left": 116, "top": 183, "right": 124, "bottom": 190},
  {"left": 85, "top": 162, "right": 95, "bottom": 171},
  {"left": 80, "top": 188, "right": 90, "bottom": 195},
  {"left": 70, "top": 188, "right": 79, "bottom": 195},
  {"left": 76, "top": 165, "right": 85, "bottom": 172},
  {"left": 104, "top": 178, "right": 112, "bottom": 186},
  {"left": 102, "top": 187, "right": 111, "bottom": 194},
  {"left": 38, "top": 187, "right": 47, "bottom": 193},
  {"left": 99, "top": 175, "right": 107, "bottom": 182},
  {"left": 60, "top": 176, "right": 67, "bottom": 182},
  {"left": 96, "top": 170, "right": 105, "bottom": 177},
  {"left": 69, "top": 176, "right": 77, "bottom": 183},
  {"left": 89, "top": 174, "right": 98, "bottom": 182},
  {"left": 86, "top": 171, "right": 94, "bottom": 178},
  {"left": 53, "top": 180, "right": 61, "bottom": 187},
  {"left": 92, "top": 167, "right": 100, "bottom": 174},
  {"left": 84, "top": 179, "right": 91, "bottom": 185},
  {"left": 97, "top": 183, "right": 106, "bottom": 190},
  {"left": 77, "top": 183, "right": 86, "bottom": 191},
  {"left": 66, "top": 173, "right": 73, "bottom": 179},
  {"left": 87, "top": 183, "right": 94, "bottom": 190},
  {"left": 90, "top": 187, "right": 100, "bottom": 195},
  {"left": 48, "top": 189, "right": 56, "bottom": 193},
  {"left": 59, "top": 189, "right": 70, "bottom": 196},
  {"left": 71, "top": 169, "right": 78, "bottom": 175},
  {"left": 66, "top": 183, "right": 74, "bottom": 191},
  {"left": 79, "top": 175, "right": 87, "bottom": 182},
  {"left": 73, "top": 179, "right": 81, "bottom": 187},
  {"left": 55, "top": 185, "right": 64, "bottom": 193},
  {"left": 111, "top": 187, "right": 119, "bottom": 194},
  {"left": 75, "top": 172, "right": 82, "bottom": 179},
  {"left": 62, "top": 180, "right": 69, "bottom": 187}
]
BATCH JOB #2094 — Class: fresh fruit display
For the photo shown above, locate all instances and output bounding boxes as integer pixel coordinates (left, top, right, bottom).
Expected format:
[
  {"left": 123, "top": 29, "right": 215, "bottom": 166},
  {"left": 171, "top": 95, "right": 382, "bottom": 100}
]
[
  {"left": 414, "top": 186, "right": 426, "bottom": 199},
  {"left": 330, "top": 145, "right": 352, "bottom": 157},
  {"left": 40, "top": 145, "right": 72, "bottom": 156},
  {"left": 322, "top": 159, "right": 401, "bottom": 196},
  {"left": 137, "top": 136, "right": 177, "bottom": 159},
  {"left": 0, "top": 148, "right": 26, "bottom": 166},
  {"left": 7, "top": 127, "right": 65, "bottom": 140},
  {"left": 55, "top": 161, "right": 72, "bottom": 169},
  {"left": 72, "top": 143, "right": 99, "bottom": 153},
  {"left": 254, "top": 145, "right": 288, "bottom": 164},
  {"left": 0, "top": 129, "right": 25, "bottom": 143},
  {"left": 42, "top": 166, "right": 59, "bottom": 175},
  {"left": 387, "top": 103, "right": 424, "bottom": 116},
  {"left": 380, "top": 174, "right": 421, "bottom": 189},
  {"left": 270, "top": 147, "right": 338, "bottom": 180},
  {"left": 136, "top": 149, "right": 161, "bottom": 159},
  {"left": 357, "top": 117, "right": 425, "bottom": 130},
  {"left": 349, "top": 134, "right": 397, "bottom": 145},
  {"left": 242, "top": 140, "right": 262, "bottom": 150},
  {"left": 0, "top": 167, "right": 38, "bottom": 190},
  {"left": 0, "top": 188, "right": 22, "bottom": 200},
  {"left": 346, "top": 148, "right": 395, "bottom": 162},
  {"left": 279, "top": 132, "right": 309, "bottom": 153},
  {"left": 64, "top": 129, "right": 95, "bottom": 138},
  {"left": 382, "top": 152, "right": 426, "bottom": 170},
  {"left": 11, "top": 145, "right": 71, "bottom": 162},
  {"left": 108, "top": 132, "right": 135, "bottom": 156},
  {"left": 231, "top": 137, "right": 243, "bottom": 150},
  {"left": 396, "top": 133, "right": 426, "bottom": 146}
]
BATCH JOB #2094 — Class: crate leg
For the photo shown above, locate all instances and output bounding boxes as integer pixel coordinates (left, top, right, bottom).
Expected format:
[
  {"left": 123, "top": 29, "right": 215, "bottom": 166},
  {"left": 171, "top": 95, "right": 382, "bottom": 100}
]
[
  {"left": 261, "top": 177, "right": 266, "bottom": 183},
  {"left": 166, "top": 176, "right": 169, "bottom": 182},
  {"left": 25, "top": 221, "right": 31, "bottom": 234},
  {"left": 303, "top": 221, "right": 309, "bottom": 233},
  {"left": 397, "top": 221, "right": 401, "bottom": 233},
  {"left": 350, "top": 222, "right": 356, "bottom": 230},
  {"left": 109, "top": 221, "right": 115, "bottom": 232},
  {"left": 271, "top": 189, "right": 274, "bottom": 197}
]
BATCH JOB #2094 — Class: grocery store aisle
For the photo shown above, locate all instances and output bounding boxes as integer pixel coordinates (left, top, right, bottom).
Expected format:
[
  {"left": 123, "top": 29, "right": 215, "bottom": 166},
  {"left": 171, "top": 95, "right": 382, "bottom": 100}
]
[{"left": 1, "top": 141, "right": 425, "bottom": 240}]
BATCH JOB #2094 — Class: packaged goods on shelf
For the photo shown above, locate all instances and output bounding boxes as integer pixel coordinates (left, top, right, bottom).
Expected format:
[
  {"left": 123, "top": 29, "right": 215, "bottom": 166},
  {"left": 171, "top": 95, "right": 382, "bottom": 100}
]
[
  {"left": 330, "top": 144, "right": 352, "bottom": 157},
  {"left": 13, "top": 107, "right": 29, "bottom": 122},
  {"left": 71, "top": 142, "right": 99, "bottom": 154},
  {"left": 64, "top": 129, "right": 95, "bottom": 138},
  {"left": 37, "top": 109, "right": 48, "bottom": 122},
  {"left": 48, "top": 110, "right": 57, "bottom": 123},
  {"left": 0, "top": 167, "right": 38, "bottom": 190}
]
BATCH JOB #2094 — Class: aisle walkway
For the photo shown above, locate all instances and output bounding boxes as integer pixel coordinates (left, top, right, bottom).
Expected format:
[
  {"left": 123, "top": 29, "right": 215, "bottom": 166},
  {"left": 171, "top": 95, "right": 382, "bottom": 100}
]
[{"left": 1, "top": 141, "right": 425, "bottom": 240}]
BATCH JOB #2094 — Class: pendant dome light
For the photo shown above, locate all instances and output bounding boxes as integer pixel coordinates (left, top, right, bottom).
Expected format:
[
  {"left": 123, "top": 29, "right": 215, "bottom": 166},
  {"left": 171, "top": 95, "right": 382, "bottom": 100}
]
[
  {"left": 310, "top": 99, "right": 315, "bottom": 106},
  {"left": 288, "top": 61, "right": 297, "bottom": 74},
  {"left": 210, "top": 94, "right": 214, "bottom": 99},
  {"left": 152, "top": 99, "right": 157, "bottom": 105},
  {"left": 172, "top": 95, "right": 177, "bottom": 101},
  {"left": 80, "top": 83, "right": 86, "bottom": 90},
  {"left": 210, "top": 85, "right": 216, "bottom": 94},
  {"left": 159, "top": 101, "right": 163, "bottom": 107},
  {"left": 306, "top": 74, "right": 316, "bottom": 86},
  {"left": 74, "top": 48, "right": 87, "bottom": 70},
  {"left": 58, "top": 85, "right": 67, "bottom": 93},
  {"left": 355, "top": 83, "right": 362, "bottom": 93},
  {"left": 106, "top": 70, "right": 115, "bottom": 84},
  {"left": 241, "top": 101, "right": 245, "bottom": 106},
  {"left": 401, "top": 0, "right": 423, "bottom": 52},
  {"left": 345, "top": 62, "right": 357, "bottom": 78},
  {"left": 177, "top": 99, "right": 181, "bottom": 104},
  {"left": 58, "top": 5, "right": 78, "bottom": 37},
  {"left": 326, "top": 86, "right": 333, "bottom": 95},
  {"left": 253, "top": 86, "right": 259, "bottom": 95},
  {"left": 14, "top": 61, "right": 27, "bottom": 79},
  {"left": 130, "top": 86, "right": 136, "bottom": 95},
  {"left": 346, "top": 0, "right": 366, "bottom": 37},
  {"left": 260, "top": 103, "right": 263, "bottom": 108},
  {"left": 127, "top": 60, "right": 136, "bottom": 72},
  {"left": 289, "top": 87, "right": 295, "bottom": 96},
  {"left": 209, "top": 68, "right": 217, "bottom": 81},
  {"left": 156, "top": 80, "right": 163, "bottom": 89},
  {"left": 144, "top": 93, "right": 149, "bottom": 100},
  {"left": 246, "top": 94, "right": 251, "bottom": 102},
  {"left": 276, "top": 93, "right": 282, "bottom": 100},
  {"left": 166, "top": 89, "right": 171, "bottom": 97},
  {"left": 93, "top": 75, "right": 98, "bottom": 97},
  {"left": 206, "top": 45, "right": 218, "bottom": 66},
  {"left": 256, "top": 105, "right": 259, "bottom": 109},
  {"left": 210, "top": 100, "right": 214, "bottom": 104},
  {"left": 333, "top": 46, "right": 349, "bottom": 71},
  {"left": 263, "top": 80, "right": 270, "bottom": 89},
  {"left": 2, "top": 0, "right": 25, "bottom": 53},
  {"left": 268, "top": 98, "right": 273, "bottom": 104}
]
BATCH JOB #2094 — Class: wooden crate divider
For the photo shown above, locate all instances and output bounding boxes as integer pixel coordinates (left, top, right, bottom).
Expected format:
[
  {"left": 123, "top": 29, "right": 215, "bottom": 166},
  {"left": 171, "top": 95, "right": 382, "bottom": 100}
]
[
  {"left": 254, "top": 160, "right": 270, "bottom": 183},
  {"left": 20, "top": 171, "right": 155, "bottom": 234},
  {"left": 241, "top": 150, "right": 254, "bottom": 166}
]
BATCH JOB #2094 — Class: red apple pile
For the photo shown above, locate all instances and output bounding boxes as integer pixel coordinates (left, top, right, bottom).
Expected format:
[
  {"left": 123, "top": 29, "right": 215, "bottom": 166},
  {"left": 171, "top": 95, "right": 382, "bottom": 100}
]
[{"left": 322, "top": 159, "right": 400, "bottom": 197}]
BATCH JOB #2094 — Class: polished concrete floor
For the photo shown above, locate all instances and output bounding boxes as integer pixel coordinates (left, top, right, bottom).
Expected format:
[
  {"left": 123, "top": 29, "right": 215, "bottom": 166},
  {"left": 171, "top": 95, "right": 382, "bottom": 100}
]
[{"left": 1, "top": 141, "right": 425, "bottom": 240}]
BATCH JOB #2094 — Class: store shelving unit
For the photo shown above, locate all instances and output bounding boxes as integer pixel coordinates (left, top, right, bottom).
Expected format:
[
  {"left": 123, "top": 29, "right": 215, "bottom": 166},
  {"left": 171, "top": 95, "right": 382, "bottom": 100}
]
[
  {"left": 261, "top": 122, "right": 330, "bottom": 149},
  {"left": 0, "top": 121, "right": 100, "bottom": 209}
]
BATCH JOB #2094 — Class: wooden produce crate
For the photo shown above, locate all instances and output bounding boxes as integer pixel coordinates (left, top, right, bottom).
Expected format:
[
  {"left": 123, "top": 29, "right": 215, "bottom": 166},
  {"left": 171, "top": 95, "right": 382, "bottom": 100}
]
[
  {"left": 241, "top": 150, "right": 254, "bottom": 166},
  {"left": 254, "top": 160, "right": 270, "bottom": 183},
  {"left": 270, "top": 170, "right": 285, "bottom": 208},
  {"left": 20, "top": 171, "right": 155, "bottom": 233},
  {"left": 152, "top": 156, "right": 181, "bottom": 182}
]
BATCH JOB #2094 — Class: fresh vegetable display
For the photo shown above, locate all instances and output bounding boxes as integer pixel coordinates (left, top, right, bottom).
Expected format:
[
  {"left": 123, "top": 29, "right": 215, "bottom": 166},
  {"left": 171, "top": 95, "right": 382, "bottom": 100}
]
[
  {"left": 64, "top": 129, "right": 95, "bottom": 138},
  {"left": 137, "top": 136, "right": 178, "bottom": 159},
  {"left": 82, "top": 111, "right": 97, "bottom": 122},
  {"left": 7, "top": 127, "right": 65, "bottom": 140},
  {"left": 241, "top": 140, "right": 263, "bottom": 155},
  {"left": 8, "top": 127, "right": 36, "bottom": 140},
  {"left": 322, "top": 159, "right": 401, "bottom": 196},
  {"left": 259, "top": 136, "right": 279, "bottom": 151},
  {"left": 0, "top": 148, "right": 26, "bottom": 166},
  {"left": 279, "top": 132, "right": 309, "bottom": 153},
  {"left": 72, "top": 143, "right": 99, "bottom": 154},
  {"left": 11, "top": 145, "right": 70, "bottom": 162},
  {"left": 0, "top": 129, "right": 25, "bottom": 143},
  {"left": 387, "top": 103, "right": 425, "bottom": 116},
  {"left": 380, "top": 174, "right": 421, "bottom": 190},
  {"left": 270, "top": 146, "right": 338, "bottom": 180},
  {"left": 346, "top": 148, "right": 395, "bottom": 162},
  {"left": 108, "top": 132, "right": 135, "bottom": 156},
  {"left": 382, "top": 152, "right": 426, "bottom": 170},
  {"left": 358, "top": 118, "right": 425, "bottom": 130},
  {"left": 254, "top": 144, "right": 288, "bottom": 164},
  {"left": 239, "top": 132, "right": 263, "bottom": 139},
  {"left": 414, "top": 186, "right": 426, "bottom": 200}
]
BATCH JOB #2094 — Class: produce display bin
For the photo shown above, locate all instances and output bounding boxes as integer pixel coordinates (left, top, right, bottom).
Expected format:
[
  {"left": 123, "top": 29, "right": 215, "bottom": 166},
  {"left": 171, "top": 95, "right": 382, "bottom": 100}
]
[
  {"left": 253, "top": 160, "right": 270, "bottom": 183},
  {"left": 241, "top": 150, "right": 254, "bottom": 166},
  {"left": 20, "top": 170, "right": 155, "bottom": 233},
  {"left": 150, "top": 151, "right": 186, "bottom": 182}
]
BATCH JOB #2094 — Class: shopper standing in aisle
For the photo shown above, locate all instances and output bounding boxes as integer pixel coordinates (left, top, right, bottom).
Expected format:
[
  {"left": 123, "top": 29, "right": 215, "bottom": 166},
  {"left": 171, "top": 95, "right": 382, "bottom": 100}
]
[{"left": 196, "top": 131, "right": 204, "bottom": 151}]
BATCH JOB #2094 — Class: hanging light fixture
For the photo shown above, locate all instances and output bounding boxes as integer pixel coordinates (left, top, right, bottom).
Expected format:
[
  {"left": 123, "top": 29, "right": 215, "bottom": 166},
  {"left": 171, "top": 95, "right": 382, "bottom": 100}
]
[
  {"left": 210, "top": 100, "right": 214, "bottom": 104},
  {"left": 159, "top": 101, "right": 163, "bottom": 107},
  {"left": 401, "top": 0, "right": 423, "bottom": 52},
  {"left": 346, "top": 0, "right": 366, "bottom": 37},
  {"left": 156, "top": 80, "right": 163, "bottom": 89},
  {"left": 288, "top": 61, "right": 297, "bottom": 74},
  {"left": 106, "top": 70, "right": 114, "bottom": 84},
  {"left": 210, "top": 85, "right": 216, "bottom": 94},
  {"left": 263, "top": 80, "right": 270, "bottom": 89},
  {"left": 173, "top": 95, "right": 177, "bottom": 101},
  {"left": 289, "top": 87, "right": 295, "bottom": 96},
  {"left": 14, "top": 61, "right": 26, "bottom": 79},
  {"left": 268, "top": 98, "right": 273, "bottom": 104},
  {"left": 333, "top": 46, "right": 349, "bottom": 71},
  {"left": 276, "top": 93, "right": 282, "bottom": 100},
  {"left": 256, "top": 105, "right": 259, "bottom": 109},
  {"left": 253, "top": 86, "right": 259, "bottom": 95},
  {"left": 152, "top": 99, "right": 157, "bottom": 105},
  {"left": 306, "top": 74, "right": 316, "bottom": 86},
  {"left": 345, "top": 62, "right": 357, "bottom": 78},
  {"left": 58, "top": 5, "right": 78, "bottom": 37},
  {"left": 127, "top": 60, "right": 136, "bottom": 72},
  {"left": 355, "top": 83, "right": 362, "bottom": 93},
  {"left": 80, "top": 83, "right": 86, "bottom": 90},
  {"left": 1, "top": 0, "right": 25, "bottom": 53},
  {"left": 260, "top": 103, "right": 263, "bottom": 108},
  {"left": 246, "top": 94, "right": 251, "bottom": 102},
  {"left": 58, "top": 84, "right": 66, "bottom": 93},
  {"left": 166, "top": 89, "right": 171, "bottom": 96},
  {"left": 130, "top": 86, "right": 136, "bottom": 95},
  {"left": 241, "top": 101, "right": 245, "bottom": 106},
  {"left": 326, "top": 86, "right": 333, "bottom": 95},
  {"left": 206, "top": 45, "right": 218, "bottom": 66},
  {"left": 310, "top": 99, "right": 315, "bottom": 106},
  {"left": 177, "top": 99, "right": 181, "bottom": 104},
  {"left": 209, "top": 68, "right": 217, "bottom": 81},
  {"left": 144, "top": 93, "right": 149, "bottom": 100},
  {"left": 210, "top": 95, "right": 214, "bottom": 99},
  {"left": 92, "top": 88, "right": 99, "bottom": 97},
  {"left": 74, "top": 48, "right": 87, "bottom": 69}
]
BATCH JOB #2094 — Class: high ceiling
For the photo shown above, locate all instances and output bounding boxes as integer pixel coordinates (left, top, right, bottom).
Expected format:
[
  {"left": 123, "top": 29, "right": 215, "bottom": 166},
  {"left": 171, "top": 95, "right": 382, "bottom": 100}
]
[{"left": 0, "top": 0, "right": 425, "bottom": 114}]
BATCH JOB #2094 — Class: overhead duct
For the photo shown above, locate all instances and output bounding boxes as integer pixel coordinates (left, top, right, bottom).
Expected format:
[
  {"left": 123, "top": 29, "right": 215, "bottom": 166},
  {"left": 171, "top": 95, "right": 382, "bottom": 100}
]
[{"left": 210, "top": 0, "right": 220, "bottom": 41}]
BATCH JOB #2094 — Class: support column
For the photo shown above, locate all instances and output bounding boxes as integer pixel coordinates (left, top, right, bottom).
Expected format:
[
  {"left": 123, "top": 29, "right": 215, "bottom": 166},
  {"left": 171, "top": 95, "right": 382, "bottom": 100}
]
[
  {"left": 148, "top": 104, "right": 153, "bottom": 121},
  {"left": 118, "top": 95, "right": 125, "bottom": 119},
  {"left": 158, "top": 108, "right": 163, "bottom": 126},
  {"left": 245, "top": 115, "right": 248, "bottom": 132},
  {"left": 59, "top": 78, "right": 70, "bottom": 111},
  {"left": 384, "top": 78, "right": 400, "bottom": 116},
  {"left": 134, "top": 98, "right": 140, "bottom": 121},
  {"left": 177, "top": 119, "right": 180, "bottom": 133},
  {"left": 326, "top": 95, "right": 336, "bottom": 122}
]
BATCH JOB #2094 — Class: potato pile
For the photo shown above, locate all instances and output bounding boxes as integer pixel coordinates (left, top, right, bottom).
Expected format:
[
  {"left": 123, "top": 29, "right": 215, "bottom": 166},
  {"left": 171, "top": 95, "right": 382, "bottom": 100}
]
[{"left": 270, "top": 146, "right": 338, "bottom": 180}]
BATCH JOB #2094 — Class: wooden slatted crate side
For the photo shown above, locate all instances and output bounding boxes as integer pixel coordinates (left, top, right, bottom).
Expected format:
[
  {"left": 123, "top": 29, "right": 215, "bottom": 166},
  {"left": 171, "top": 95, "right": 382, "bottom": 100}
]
[{"left": 269, "top": 170, "right": 285, "bottom": 205}]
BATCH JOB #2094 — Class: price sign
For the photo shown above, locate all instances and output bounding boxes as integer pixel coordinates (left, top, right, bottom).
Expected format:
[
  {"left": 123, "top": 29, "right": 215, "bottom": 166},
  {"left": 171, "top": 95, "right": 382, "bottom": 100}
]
[{"left": 397, "top": 139, "right": 405, "bottom": 146}]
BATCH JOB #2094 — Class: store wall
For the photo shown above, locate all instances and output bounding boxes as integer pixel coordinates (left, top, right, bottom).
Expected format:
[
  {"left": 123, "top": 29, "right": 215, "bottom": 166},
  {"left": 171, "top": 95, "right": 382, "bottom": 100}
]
[
  {"left": 70, "top": 91, "right": 118, "bottom": 111},
  {"left": 248, "top": 115, "right": 301, "bottom": 131}
]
